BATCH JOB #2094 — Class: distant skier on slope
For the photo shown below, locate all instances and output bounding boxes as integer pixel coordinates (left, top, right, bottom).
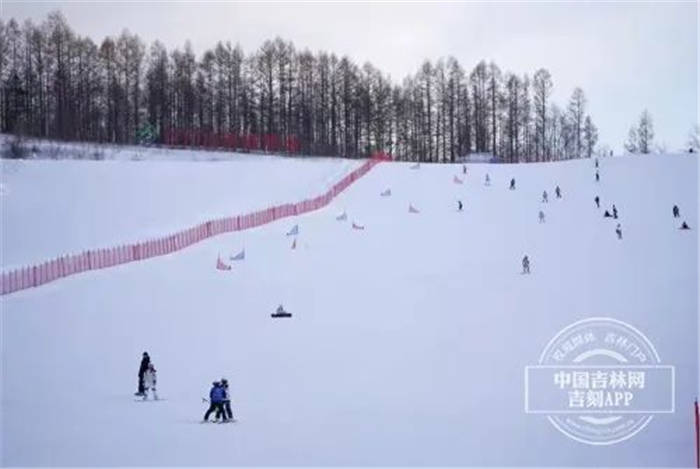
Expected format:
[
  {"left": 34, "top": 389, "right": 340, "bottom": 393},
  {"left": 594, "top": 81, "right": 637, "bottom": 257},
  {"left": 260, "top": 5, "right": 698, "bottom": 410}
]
[
  {"left": 136, "top": 352, "right": 150, "bottom": 396},
  {"left": 539, "top": 211, "right": 546, "bottom": 223},
  {"left": 462, "top": 164, "right": 467, "bottom": 175},
  {"left": 615, "top": 223, "right": 623, "bottom": 240},
  {"left": 457, "top": 200, "right": 463, "bottom": 211},
  {"left": 522, "top": 255, "right": 530, "bottom": 274},
  {"left": 595, "top": 171, "right": 600, "bottom": 182},
  {"left": 595, "top": 158, "right": 599, "bottom": 168},
  {"left": 673, "top": 205, "right": 680, "bottom": 218},
  {"left": 485, "top": 174, "right": 491, "bottom": 186},
  {"left": 612, "top": 204, "right": 618, "bottom": 219},
  {"left": 603, "top": 210, "right": 612, "bottom": 218},
  {"left": 594, "top": 196, "right": 600, "bottom": 209},
  {"left": 542, "top": 190, "right": 548, "bottom": 203},
  {"left": 142, "top": 363, "right": 158, "bottom": 401},
  {"left": 555, "top": 185, "right": 562, "bottom": 199},
  {"left": 509, "top": 178, "right": 516, "bottom": 190},
  {"left": 680, "top": 221, "right": 691, "bottom": 230},
  {"left": 203, "top": 382, "right": 228, "bottom": 423}
]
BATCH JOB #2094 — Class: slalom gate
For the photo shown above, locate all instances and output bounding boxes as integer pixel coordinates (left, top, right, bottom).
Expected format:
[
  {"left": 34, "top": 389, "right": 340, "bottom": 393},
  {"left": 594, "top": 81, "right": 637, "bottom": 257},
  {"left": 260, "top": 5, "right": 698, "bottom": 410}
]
[{"left": 1, "top": 157, "right": 384, "bottom": 295}]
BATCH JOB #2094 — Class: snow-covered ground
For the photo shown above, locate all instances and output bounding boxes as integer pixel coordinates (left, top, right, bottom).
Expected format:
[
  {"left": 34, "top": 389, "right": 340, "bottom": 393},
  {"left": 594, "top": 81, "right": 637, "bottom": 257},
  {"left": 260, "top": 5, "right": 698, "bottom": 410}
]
[
  {"left": 0, "top": 141, "right": 359, "bottom": 268},
  {"left": 1, "top": 150, "right": 697, "bottom": 466}
]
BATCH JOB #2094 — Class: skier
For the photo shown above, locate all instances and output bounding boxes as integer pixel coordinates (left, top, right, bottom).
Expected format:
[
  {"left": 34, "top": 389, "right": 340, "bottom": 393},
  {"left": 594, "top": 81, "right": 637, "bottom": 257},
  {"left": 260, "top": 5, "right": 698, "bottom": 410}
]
[
  {"left": 595, "top": 158, "right": 599, "bottom": 168},
  {"left": 612, "top": 204, "right": 618, "bottom": 219},
  {"left": 136, "top": 352, "right": 150, "bottom": 396},
  {"left": 457, "top": 200, "right": 463, "bottom": 211},
  {"left": 594, "top": 196, "right": 600, "bottom": 209},
  {"left": 220, "top": 378, "right": 234, "bottom": 421},
  {"left": 595, "top": 171, "right": 600, "bottom": 182},
  {"left": 673, "top": 205, "right": 680, "bottom": 218},
  {"left": 680, "top": 221, "right": 691, "bottom": 230},
  {"left": 462, "top": 164, "right": 467, "bottom": 175},
  {"left": 615, "top": 223, "right": 623, "bottom": 240},
  {"left": 509, "top": 178, "right": 516, "bottom": 190},
  {"left": 203, "top": 381, "right": 227, "bottom": 423},
  {"left": 538, "top": 210, "right": 545, "bottom": 223},
  {"left": 485, "top": 174, "right": 491, "bottom": 186},
  {"left": 603, "top": 210, "right": 612, "bottom": 218},
  {"left": 555, "top": 185, "right": 561, "bottom": 199},
  {"left": 142, "top": 363, "right": 158, "bottom": 400},
  {"left": 542, "top": 190, "right": 549, "bottom": 203},
  {"left": 522, "top": 255, "right": 530, "bottom": 274}
]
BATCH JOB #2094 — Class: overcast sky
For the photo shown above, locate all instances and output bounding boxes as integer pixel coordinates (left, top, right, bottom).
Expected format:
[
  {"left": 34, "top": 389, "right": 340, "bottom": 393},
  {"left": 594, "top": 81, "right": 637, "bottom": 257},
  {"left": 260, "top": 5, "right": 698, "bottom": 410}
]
[{"left": 3, "top": 1, "right": 697, "bottom": 153}]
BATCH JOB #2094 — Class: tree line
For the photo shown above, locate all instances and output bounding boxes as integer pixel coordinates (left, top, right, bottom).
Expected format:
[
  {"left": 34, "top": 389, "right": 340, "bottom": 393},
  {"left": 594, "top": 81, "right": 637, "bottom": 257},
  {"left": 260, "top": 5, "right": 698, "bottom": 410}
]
[{"left": 1, "top": 11, "right": 600, "bottom": 162}]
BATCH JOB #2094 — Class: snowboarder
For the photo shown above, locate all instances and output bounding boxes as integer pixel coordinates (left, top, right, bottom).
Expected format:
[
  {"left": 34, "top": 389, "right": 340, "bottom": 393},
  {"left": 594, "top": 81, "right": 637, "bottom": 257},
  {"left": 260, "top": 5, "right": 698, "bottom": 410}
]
[
  {"left": 457, "top": 200, "right": 463, "bottom": 211},
  {"left": 595, "top": 171, "right": 600, "bottom": 182},
  {"left": 203, "top": 382, "right": 227, "bottom": 423},
  {"left": 615, "top": 223, "right": 623, "bottom": 240},
  {"left": 142, "top": 363, "right": 158, "bottom": 400},
  {"left": 220, "top": 378, "right": 234, "bottom": 421},
  {"left": 673, "top": 205, "right": 680, "bottom": 218},
  {"left": 555, "top": 185, "right": 561, "bottom": 199},
  {"left": 522, "top": 255, "right": 530, "bottom": 274},
  {"left": 542, "top": 190, "right": 549, "bottom": 203},
  {"left": 680, "top": 221, "right": 691, "bottom": 230},
  {"left": 612, "top": 204, "right": 618, "bottom": 219},
  {"left": 538, "top": 210, "right": 545, "bottom": 223},
  {"left": 594, "top": 196, "right": 600, "bottom": 209},
  {"left": 509, "top": 178, "right": 516, "bottom": 190},
  {"left": 485, "top": 174, "right": 491, "bottom": 186},
  {"left": 136, "top": 352, "right": 150, "bottom": 396},
  {"left": 272, "top": 304, "right": 292, "bottom": 318}
]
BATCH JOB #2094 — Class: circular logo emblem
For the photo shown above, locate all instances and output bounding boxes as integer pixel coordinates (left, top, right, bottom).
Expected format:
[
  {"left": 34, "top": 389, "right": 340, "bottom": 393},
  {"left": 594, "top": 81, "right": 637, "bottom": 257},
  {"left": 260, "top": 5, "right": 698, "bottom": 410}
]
[{"left": 526, "top": 318, "right": 674, "bottom": 445}]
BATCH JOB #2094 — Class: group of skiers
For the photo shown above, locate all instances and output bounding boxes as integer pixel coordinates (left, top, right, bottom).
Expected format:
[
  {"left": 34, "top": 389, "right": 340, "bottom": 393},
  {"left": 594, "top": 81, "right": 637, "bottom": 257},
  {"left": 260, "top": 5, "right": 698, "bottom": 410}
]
[
  {"left": 203, "top": 379, "right": 234, "bottom": 423},
  {"left": 134, "top": 353, "right": 234, "bottom": 421},
  {"left": 541, "top": 186, "right": 562, "bottom": 204}
]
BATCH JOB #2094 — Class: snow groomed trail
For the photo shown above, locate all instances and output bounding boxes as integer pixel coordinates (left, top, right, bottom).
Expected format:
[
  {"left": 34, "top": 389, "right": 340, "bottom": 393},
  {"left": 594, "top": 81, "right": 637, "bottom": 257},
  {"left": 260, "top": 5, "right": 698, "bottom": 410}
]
[
  {"left": 0, "top": 156, "right": 379, "bottom": 294},
  {"left": 1, "top": 152, "right": 697, "bottom": 467}
]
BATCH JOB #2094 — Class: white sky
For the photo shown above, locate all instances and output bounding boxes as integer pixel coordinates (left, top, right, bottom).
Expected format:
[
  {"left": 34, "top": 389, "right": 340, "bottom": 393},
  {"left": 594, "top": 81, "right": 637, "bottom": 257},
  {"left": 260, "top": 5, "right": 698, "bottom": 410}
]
[{"left": 2, "top": 1, "right": 698, "bottom": 153}]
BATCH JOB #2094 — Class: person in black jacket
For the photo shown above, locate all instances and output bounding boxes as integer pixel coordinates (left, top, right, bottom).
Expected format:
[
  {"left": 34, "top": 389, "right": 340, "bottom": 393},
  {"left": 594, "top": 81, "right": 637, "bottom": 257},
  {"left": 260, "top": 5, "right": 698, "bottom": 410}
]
[{"left": 136, "top": 352, "right": 150, "bottom": 396}]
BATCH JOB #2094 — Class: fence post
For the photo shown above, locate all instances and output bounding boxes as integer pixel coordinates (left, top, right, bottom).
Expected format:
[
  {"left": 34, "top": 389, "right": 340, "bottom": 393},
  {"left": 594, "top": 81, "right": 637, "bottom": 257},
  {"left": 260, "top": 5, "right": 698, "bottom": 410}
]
[{"left": 695, "top": 400, "right": 699, "bottom": 469}]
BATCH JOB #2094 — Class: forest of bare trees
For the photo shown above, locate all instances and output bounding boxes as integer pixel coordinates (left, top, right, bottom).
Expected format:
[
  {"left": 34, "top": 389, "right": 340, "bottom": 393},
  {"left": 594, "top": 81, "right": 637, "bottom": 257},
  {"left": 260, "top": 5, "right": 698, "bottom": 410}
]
[{"left": 0, "top": 11, "right": 599, "bottom": 162}]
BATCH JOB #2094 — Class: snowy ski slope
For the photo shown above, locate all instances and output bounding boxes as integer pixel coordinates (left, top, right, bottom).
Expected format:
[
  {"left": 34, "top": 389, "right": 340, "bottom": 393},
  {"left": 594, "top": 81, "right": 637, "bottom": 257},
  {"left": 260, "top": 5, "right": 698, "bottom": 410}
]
[{"left": 1, "top": 151, "right": 697, "bottom": 466}]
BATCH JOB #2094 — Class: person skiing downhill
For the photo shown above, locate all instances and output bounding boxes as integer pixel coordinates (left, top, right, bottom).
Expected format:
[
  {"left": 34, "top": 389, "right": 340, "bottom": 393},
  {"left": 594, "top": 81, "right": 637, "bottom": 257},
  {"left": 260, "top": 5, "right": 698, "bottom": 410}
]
[
  {"left": 136, "top": 352, "right": 150, "bottom": 396},
  {"left": 219, "top": 378, "right": 234, "bottom": 421},
  {"left": 594, "top": 196, "right": 600, "bottom": 209},
  {"left": 595, "top": 158, "right": 599, "bottom": 168},
  {"left": 615, "top": 223, "right": 623, "bottom": 240},
  {"left": 142, "top": 363, "right": 158, "bottom": 401},
  {"left": 673, "top": 205, "right": 680, "bottom": 218},
  {"left": 612, "top": 204, "right": 618, "bottom": 219},
  {"left": 542, "top": 190, "right": 548, "bottom": 203},
  {"left": 522, "top": 255, "right": 530, "bottom": 274},
  {"left": 509, "top": 178, "right": 516, "bottom": 190},
  {"left": 462, "top": 164, "right": 467, "bottom": 175},
  {"left": 680, "top": 221, "right": 691, "bottom": 230},
  {"left": 555, "top": 186, "right": 561, "bottom": 199},
  {"left": 203, "top": 382, "right": 227, "bottom": 423},
  {"left": 538, "top": 211, "right": 545, "bottom": 223},
  {"left": 485, "top": 174, "right": 491, "bottom": 186},
  {"left": 457, "top": 200, "right": 463, "bottom": 211},
  {"left": 595, "top": 171, "right": 600, "bottom": 182}
]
